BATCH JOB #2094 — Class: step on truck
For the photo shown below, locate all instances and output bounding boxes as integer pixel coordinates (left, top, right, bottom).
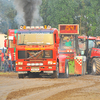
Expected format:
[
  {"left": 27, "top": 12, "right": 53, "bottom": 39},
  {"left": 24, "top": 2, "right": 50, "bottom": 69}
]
[
  {"left": 58, "top": 24, "right": 86, "bottom": 78},
  {"left": 13, "top": 25, "right": 60, "bottom": 78}
]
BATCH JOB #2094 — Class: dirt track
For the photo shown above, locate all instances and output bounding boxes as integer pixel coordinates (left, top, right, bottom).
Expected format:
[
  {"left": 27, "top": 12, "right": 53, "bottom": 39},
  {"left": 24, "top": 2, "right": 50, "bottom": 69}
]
[{"left": 0, "top": 72, "right": 100, "bottom": 100}]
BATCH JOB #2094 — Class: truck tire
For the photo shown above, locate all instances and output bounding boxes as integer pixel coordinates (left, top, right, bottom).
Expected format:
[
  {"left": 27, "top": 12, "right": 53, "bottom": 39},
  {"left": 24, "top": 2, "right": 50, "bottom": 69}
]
[
  {"left": 28, "top": 72, "right": 40, "bottom": 78},
  {"left": 52, "top": 62, "right": 59, "bottom": 78},
  {"left": 28, "top": 72, "right": 34, "bottom": 78},
  {"left": 92, "top": 58, "right": 100, "bottom": 75},
  {"left": 18, "top": 74, "right": 25, "bottom": 78},
  {"left": 65, "top": 60, "right": 69, "bottom": 78}
]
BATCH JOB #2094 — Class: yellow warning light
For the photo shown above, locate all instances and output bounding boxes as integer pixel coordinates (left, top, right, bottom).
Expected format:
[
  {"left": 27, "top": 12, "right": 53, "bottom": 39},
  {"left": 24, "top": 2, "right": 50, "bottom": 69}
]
[
  {"left": 23, "top": 25, "right": 26, "bottom": 29},
  {"left": 44, "top": 25, "right": 47, "bottom": 29},
  {"left": 20, "top": 26, "right": 23, "bottom": 29}
]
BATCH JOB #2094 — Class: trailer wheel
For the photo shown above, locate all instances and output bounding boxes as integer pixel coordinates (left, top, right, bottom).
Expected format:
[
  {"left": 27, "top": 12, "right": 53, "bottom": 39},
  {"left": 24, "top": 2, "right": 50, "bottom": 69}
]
[
  {"left": 92, "top": 58, "right": 100, "bottom": 75},
  {"left": 52, "top": 62, "right": 59, "bottom": 78},
  {"left": 18, "top": 74, "right": 25, "bottom": 78},
  {"left": 65, "top": 60, "right": 69, "bottom": 78}
]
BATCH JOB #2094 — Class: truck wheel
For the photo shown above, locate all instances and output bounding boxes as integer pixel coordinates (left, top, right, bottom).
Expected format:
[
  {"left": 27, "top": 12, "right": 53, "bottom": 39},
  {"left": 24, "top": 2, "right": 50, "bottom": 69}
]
[
  {"left": 92, "top": 58, "right": 100, "bottom": 75},
  {"left": 52, "top": 62, "right": 59, "bottom": 78},
  {"left": 18, "top": 74, "right": 25, "bottom": 78},
  {"left": 65, "top": 60, "right": 69, "bottom": 78}
]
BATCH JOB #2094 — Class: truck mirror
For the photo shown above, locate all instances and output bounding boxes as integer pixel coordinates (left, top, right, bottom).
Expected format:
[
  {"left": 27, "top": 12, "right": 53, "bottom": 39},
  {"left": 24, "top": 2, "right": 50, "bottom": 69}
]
[
  {"left": 4, "top": 40, "right": 7, "bottom": 47},
  {"left": 13, "top": 36, "right": 16, "bottom": 44},
  {"left": 56, "top": 37, "right": 60, "bottom": 44}
]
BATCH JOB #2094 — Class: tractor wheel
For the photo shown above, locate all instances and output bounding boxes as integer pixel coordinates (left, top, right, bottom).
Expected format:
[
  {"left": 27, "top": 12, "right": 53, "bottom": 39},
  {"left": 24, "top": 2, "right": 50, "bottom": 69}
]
[
  {"left": 64, "top": 60, "right": 69, "bottom": 78},
  {"left": 92, "top": 58, "right": 100, "bottom": 75},
  {"left": 18, "top": 74, "right": 25, "bottom": 78},
  {"left": 52, "top": 62, "right": 59, "bottom": 78}
]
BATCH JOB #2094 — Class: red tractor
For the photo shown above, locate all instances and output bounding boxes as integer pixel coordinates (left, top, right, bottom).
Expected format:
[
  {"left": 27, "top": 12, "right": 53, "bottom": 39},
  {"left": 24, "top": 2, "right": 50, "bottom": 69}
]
[
  {"left": 78, "top": 36, "right": 100, "bottom": 75},
  {"left": 58, "top": 24, "right": 86, "bottom": 78}
]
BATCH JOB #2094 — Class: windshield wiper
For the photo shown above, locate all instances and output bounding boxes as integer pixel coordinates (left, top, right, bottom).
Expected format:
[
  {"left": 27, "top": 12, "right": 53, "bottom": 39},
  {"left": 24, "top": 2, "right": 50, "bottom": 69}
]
[
  {"left": 18, "top": 43, "right": 26, "bottom": 45},
  {"left": 27, "top": 42, "right": 52, "bottom": 45},
  {"left": 27, "top": 42, "right": 44, "bottom": 45}
]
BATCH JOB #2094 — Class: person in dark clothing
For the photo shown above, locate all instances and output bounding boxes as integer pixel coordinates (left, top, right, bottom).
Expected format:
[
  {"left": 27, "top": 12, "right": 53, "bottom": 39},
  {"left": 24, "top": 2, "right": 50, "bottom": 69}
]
[
  {"left": 0, "top": 50, "right": 4, "bottom": 71},
  {"left": 8, "top": 50, "right": 13, "bottom": 71},
  {"left": 4, "top": 53, "right": 9, "bottom": 72}
]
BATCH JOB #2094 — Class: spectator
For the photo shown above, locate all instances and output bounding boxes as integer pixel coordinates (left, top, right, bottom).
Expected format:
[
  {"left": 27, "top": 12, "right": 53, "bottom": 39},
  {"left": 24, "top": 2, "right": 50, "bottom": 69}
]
[
  {"left": 0, "top": 50, "right": 4, "bottom": 71},
  {"left": 4, "top": 53, "right": 9, "bottom": 72},
  {"left": 8, "top": 50, "right": 13, "bottom": 72}
]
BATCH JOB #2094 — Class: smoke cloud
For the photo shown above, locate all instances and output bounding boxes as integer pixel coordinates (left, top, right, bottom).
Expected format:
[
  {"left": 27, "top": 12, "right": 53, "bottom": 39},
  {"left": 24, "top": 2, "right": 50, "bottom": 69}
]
[{"left": 13, "top": 0, "right": 43, "bottom": 26}]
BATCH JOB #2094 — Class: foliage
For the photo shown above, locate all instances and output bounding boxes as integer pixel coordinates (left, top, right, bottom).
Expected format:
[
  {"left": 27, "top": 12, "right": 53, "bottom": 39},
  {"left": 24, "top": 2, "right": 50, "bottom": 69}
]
[
  {"left": 0, "top": 0, "right": 100, "bottom": 36},
  {"left": 40, "top": 0, "right": 100, "bottom": 36},
  {"left": 0, "top": 0, "right": 18, "bottom": 34}
]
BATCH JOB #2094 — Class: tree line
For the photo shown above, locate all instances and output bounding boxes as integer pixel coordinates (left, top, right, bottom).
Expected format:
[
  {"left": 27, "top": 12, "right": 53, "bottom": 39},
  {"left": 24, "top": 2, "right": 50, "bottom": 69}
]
[
  {"left": 40, "top": 0, "right": 100, "bottom": 36},
  {"left": 0, "top": 0, "right": 100, "bottom": 36},
  {"left": 0, "top": 0, "right": 18, "bottom": 34}
]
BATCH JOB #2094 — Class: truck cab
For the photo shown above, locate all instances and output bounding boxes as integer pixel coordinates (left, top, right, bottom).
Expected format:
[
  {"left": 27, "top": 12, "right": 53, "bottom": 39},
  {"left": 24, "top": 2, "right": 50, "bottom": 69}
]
[{"left": 13, "top": 26, "right": 60, "bottom": 78}]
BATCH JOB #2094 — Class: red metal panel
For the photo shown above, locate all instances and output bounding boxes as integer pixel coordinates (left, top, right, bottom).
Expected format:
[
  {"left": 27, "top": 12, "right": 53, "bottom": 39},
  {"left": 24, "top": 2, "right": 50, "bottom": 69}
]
[
  {"left": 8, "top": 29, "right": 15, "bottom": 36},
  {"left": 91, "top": 48, "right": 100, "bottom": 58},
  {"left": 40, "top": 66, "right": 56, "bottom": 71},
  {"left": 75, "top": 59, "right": 82, "bottom": 74},
  {"left": 59, "top": 61, "right": 65, "bottom": 73},
  {"left": 16, "top": 65, "right": 56, "bottom": 71}
]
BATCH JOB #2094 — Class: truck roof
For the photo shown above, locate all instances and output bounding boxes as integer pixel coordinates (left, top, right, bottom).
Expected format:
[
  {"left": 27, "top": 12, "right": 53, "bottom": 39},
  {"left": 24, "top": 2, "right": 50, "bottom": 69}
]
[
  {"left": 78, "top": 36, "right": 96, "bottom": 40},
  {"left": 8, "top": 28, "right": 57, "bottom": 34},
  {"left": 17, "top": 29, "right": 55, "bottom": 34}
]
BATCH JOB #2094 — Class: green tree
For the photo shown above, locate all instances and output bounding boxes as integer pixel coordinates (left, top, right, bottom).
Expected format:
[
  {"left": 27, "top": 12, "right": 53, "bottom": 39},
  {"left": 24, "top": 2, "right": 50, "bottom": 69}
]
[
  {"left": 40, "top": 0, "right": 78, "bottom": 28},
  {"left": 40, "top": 0, "right": 100, "bottom": 36},
  {"left": 0, "top": 0, "right": 18, "bottom": 34}
]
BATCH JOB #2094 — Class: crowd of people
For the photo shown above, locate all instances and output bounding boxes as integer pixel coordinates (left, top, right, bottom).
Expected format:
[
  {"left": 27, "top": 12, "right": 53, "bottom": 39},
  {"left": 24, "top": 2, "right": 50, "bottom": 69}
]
[{"left": 0, "top": 50, "right": 14, "bottom": 72}]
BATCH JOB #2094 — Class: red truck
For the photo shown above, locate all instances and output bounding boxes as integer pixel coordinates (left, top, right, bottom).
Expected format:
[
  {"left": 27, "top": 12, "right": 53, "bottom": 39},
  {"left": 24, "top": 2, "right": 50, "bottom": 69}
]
[
  {"left": 13, "top": 26, "right": 60, "bottom": 78},
  {"left": 58, "top": 24, "right": 86, "bottom": 78},
  {"left": 4, "top": 29, "right": 16, "bottom": 70}
]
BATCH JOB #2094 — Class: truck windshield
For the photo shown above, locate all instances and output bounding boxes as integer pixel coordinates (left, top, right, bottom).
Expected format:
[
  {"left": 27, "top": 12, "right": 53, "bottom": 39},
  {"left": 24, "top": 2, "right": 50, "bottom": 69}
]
[
  {"left": 17, "top": 33, "right": 54, "bottom": 45},
  {"left": 78, "top": 39, "right": 86, "bottom": 51},
  {"left": 60, "top": 34, "right": 75, "bottom": 50},
  {"left": 88, "top": 40, "right": 95, "bottom": 49}
]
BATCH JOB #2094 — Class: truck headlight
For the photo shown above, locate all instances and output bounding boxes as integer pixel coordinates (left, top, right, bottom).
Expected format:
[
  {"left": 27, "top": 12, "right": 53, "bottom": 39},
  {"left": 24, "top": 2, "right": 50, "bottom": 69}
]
[
  {"left": 31, "top": 63, "right": 35, "bottom": 66},
  {"left": 40, "top": 63, "right": 43, "bottom": 66},
  {"left": 18, "top": 62, "right": 23, "bottom": 65},
  {"left": 27, "top": 63, "right": 31, "bottom": 66},
  {"left": 48, "top": 61, "right": 52, "bottom": 64},
  {"left": 36, "top": 63, "right": 39, "bottom": 66}
]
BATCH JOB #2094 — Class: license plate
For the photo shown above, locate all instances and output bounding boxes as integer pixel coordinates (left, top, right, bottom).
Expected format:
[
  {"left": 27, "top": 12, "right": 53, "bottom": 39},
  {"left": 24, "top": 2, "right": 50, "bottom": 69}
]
[
  {"left": 44, "top": 71, "right": 53, "bottom": 73},
  {"left": 31, "top": 67, "right": 40, "bottom": 72}
]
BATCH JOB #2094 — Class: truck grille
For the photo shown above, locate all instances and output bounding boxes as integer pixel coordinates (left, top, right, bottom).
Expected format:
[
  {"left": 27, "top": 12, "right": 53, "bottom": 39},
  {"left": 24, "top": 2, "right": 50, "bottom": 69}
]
[{"left": 18, "top": 50, "right": 53, "bottom": 59}]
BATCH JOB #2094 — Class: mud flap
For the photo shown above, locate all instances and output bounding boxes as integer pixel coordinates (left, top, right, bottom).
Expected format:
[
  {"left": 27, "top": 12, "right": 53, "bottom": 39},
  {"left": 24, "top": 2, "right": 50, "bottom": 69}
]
[{"left": 64, "top": 60, "right": 69, "bottom": 78}]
